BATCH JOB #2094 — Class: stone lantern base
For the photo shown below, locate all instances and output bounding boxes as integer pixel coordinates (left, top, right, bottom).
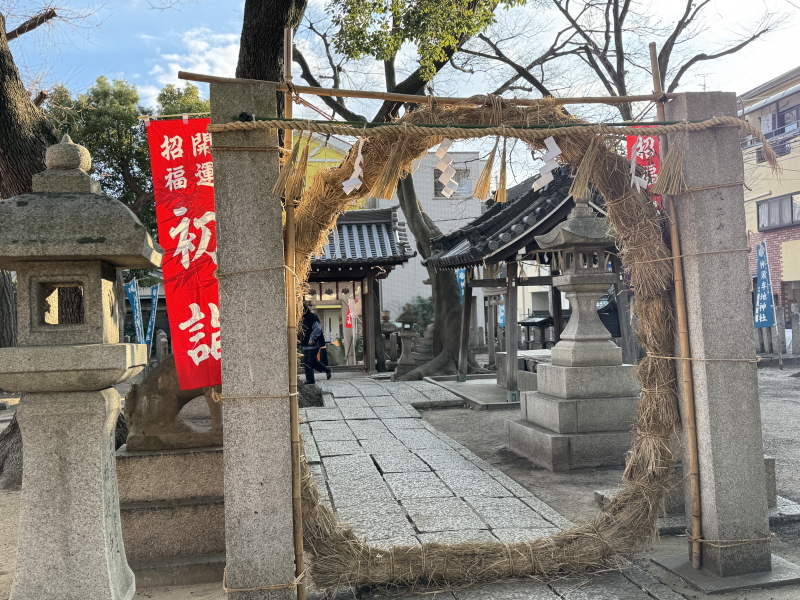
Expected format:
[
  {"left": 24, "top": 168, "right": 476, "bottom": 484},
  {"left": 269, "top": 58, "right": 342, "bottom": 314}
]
[
  {"left": 506, "top": 362, "right": 640, "bottom": 471},
  {"left": 11, "top": 389, "right": 136, "bottom": 600}
]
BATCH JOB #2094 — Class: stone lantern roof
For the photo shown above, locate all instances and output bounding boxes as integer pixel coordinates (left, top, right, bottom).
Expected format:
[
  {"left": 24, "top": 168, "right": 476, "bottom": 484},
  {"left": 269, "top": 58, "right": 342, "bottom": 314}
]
[
  {"left": 0, "top": 135, "right": 162, "bottom": 270},
  {"left": 533, "top": 195, "right": 611, "bottom": 251}
]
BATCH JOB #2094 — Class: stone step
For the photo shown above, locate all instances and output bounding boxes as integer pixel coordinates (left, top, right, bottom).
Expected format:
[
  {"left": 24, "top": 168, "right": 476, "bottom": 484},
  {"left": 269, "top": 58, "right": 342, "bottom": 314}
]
[
  {"left": 116, "top": 445, "right": 223, "bottom": 503},
  {"left": 506, "top": 419, "right": 632, "bottom": 471},
  {"left": 520, "top": 391, "right": 637, "bottom": 434},
  {"left": 120, "top": 496, "right": 225, "bottom": 562},
  {"left": 129, "top": 553, "right": 225, "bottom": 588}
]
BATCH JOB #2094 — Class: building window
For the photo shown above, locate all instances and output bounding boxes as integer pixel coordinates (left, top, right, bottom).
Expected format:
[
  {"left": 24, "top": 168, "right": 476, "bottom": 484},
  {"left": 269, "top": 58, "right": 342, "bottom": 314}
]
[
  {"left": 434, "top": 167, "right": 471, "bottom": 197},
  {"left": 757, "top": 139, "right": 792, "bottom": 163},
  {"left": 779, "top": 106, "right": 800, "bottom": 133},
  {"left": 757, "top": 194, "right": 800, "bottom": 231}
]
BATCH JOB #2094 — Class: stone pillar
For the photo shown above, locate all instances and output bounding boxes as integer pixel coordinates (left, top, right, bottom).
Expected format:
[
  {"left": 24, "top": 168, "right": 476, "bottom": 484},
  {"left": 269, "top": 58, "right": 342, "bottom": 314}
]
[
  {"left": 210, "top": 82, "right": 295, "bottom": 598},
  {"left": 487, "top": 300, "right": 497, "bottom": 366},
  {"left": 772, "top": 306, "right": 786, "bottom": 354},
  {"left": 393, "top": 331, "right": 417, "bottom": 379},
  {"left": 13, "top": 390, "right": 135, "bottom": 599},
  {"left": 666, "top": 92, "right": 771, "bottom": 577},
  {"left": 792, "top": 311, "right": 800, "bottom": 356}
]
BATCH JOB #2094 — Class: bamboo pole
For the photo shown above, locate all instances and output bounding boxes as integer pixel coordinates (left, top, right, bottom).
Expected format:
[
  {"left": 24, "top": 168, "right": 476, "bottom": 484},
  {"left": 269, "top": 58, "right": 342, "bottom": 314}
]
[
  {"left": 178, "top": 70, "right": 678, "bottom": 107},
  {"left": 649, "top": 42, "right": 703, "bottom": 570},
  {"left": 284, "top": 26, "right": 307, "bottom": 600}
]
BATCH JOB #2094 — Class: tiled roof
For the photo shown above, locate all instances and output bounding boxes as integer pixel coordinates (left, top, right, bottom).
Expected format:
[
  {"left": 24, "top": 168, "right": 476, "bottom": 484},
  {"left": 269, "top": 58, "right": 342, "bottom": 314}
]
[
  {"left": 426, "top": 166, "right": 603, "bottom": 270},
  {"left": 311, "top": 207, "right": 414, "bottom": 268}
]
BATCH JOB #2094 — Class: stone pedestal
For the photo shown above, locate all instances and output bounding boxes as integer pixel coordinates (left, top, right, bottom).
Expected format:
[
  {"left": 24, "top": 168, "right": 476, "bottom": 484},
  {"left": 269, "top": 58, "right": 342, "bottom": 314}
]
[
  {"left": 393, "top": 331, "right": 417, "bottom": 378},
  {"left": 12, "top": 390, "right": 135, "bottom": 600}
]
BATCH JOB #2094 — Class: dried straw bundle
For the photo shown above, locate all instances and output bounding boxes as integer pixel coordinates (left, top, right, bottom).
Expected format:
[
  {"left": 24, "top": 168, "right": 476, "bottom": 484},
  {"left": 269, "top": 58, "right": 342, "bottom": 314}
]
[{"left": 287, "top": 98, "right": 753, "bottom": 590}]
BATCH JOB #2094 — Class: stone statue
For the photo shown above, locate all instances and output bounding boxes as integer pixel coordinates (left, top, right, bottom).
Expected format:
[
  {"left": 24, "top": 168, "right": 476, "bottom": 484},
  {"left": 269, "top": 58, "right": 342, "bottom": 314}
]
[{"left": 124, "top": 354, "right": 222, "bottom": 451}]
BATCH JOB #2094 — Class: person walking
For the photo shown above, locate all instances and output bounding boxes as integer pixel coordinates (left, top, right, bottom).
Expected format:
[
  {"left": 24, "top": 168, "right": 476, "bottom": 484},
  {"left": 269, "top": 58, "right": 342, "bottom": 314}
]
[{"left": 300, "top": 306, "right": 332, "bottom": 384}]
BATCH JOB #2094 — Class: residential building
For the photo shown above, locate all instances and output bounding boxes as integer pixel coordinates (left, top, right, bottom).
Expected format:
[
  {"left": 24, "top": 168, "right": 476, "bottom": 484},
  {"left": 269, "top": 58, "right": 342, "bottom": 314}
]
[
  {"left": 369, "top": 151, "right": 489, "bottom": 332},
  {"left": 740, "top": 66, "right": 800, "bottom": 314}
]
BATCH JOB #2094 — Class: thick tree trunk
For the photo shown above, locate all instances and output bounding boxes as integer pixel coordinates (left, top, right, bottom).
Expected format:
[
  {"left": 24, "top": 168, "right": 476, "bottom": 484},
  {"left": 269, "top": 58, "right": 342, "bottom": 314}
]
[
  {"left": 0, "top": 14, "right": 56, "bottom": 199},
  {"left": 395, "top": 175, "right": 481, "bottom": 380},
  {"left": 236, "top": 0, "right": 307, "bottom": 118},
  {"left": 0, "top": 269, "right": 15, "bottom": 347}
]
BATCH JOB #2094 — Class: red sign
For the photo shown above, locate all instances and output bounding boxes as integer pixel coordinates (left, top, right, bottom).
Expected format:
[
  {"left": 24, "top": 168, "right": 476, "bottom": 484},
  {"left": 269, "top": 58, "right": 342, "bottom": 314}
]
[
  {"left": 345, "top": 300, "right": 353, "bottom": 329},
  {"left": 626, "top": 127, "right": 661, "bottom": 208},
  {"left": 147, "top": 118, "right": 221, "bottom": 390}
]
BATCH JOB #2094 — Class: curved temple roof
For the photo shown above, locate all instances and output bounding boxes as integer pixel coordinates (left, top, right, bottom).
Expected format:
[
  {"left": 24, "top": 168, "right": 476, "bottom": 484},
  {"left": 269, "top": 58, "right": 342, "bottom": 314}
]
[
  {"left": 310, "top": 207, "right": 415, "bottom": 281},
  {"left": 425, "top": 166, "right": 603, "bottom": 270}
]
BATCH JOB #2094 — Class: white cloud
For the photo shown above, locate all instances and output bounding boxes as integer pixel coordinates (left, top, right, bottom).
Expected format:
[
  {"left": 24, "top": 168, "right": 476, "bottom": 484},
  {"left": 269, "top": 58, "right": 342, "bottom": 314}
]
[{"left": 140, "top": 27, "right": 240, "bottom": 105}]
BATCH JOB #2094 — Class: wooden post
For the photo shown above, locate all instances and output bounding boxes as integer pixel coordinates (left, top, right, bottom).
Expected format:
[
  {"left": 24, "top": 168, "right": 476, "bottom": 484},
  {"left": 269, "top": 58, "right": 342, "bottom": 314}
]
[
  {"left": 283, "top": 27, "right": 306, "bottom": 600},
  {"left": 457, "top": 268, "right": 473, "bottom": 382},
  {"left": 649, "top": 42, "right": 703, "bottom": 570},
  {"left": 362, "top": 276, "right": 376, "bottom": 373},
  {"left": 506, "top": 262, "right": 519, "bottom": 402},
  {"left": 487, "top": 298, "right": 497, "bottom": 366}
]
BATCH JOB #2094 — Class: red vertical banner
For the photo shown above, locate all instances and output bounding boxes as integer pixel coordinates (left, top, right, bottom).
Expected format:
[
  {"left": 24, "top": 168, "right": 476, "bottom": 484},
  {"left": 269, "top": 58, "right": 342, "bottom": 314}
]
[
  {"left": 147, "top": 118, "right": 221, "bottom": 390},
  {"left": 626, "top": 126, "right": 661, "bottom": 208}
]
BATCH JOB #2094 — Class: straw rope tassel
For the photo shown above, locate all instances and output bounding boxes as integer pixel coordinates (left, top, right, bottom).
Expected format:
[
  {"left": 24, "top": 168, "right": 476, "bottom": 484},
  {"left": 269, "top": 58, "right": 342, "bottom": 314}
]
[
  {"left": 569, "top": 136, "right": 599, "bottom": 200},
  {"left": 495, "top": 138, "right": 508, "bottom": 203},
  {"left": 272, "top": 132, "right": 303, "bottom": 197},
  {"left": 651, "top": 131, "right": 685, "bottom": 196},
  {"left": 474, "top": 137, "right": 499, "bottom": 201},
  {"left": 288, "top": 133, "right": 312, "bottom": 200},
  {"left": 370, "top": 134, "right": 408, "bottom": 200}
]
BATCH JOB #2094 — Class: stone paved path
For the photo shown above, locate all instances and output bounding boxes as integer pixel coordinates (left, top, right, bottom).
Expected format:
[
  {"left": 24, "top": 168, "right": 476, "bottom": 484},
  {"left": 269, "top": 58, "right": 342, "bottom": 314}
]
[{"left": 301, "top": 378, "right": 679, "bottom": 599}]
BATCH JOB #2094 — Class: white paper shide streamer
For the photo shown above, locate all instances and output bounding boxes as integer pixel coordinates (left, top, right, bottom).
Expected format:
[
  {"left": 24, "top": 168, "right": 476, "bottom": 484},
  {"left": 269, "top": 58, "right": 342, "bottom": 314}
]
[
  {"left": 532, "top": 137, "right": 562, "bottom": 191},
  {"left": 629, "top": 137, "right": 648, "bottom": 192},
  {"left": 343, "top": 138, "right": 366, "bottom": 195},
  {"left": 435, "top": 139, "right": 459, "bottom": 198}
]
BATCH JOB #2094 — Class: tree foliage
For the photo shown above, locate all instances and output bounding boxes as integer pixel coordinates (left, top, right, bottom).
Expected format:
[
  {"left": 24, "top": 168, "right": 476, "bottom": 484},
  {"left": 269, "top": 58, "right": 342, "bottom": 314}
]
[{"left": 329, "top": 0, "right": 521, "bottom": 81}]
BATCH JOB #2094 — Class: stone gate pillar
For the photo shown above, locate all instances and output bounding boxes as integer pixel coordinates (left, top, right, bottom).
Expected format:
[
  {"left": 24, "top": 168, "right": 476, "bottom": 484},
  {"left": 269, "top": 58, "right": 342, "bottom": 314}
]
[
  {"left": 210, "top": 82, "right": 295, "bottom": 598},
  {"left": 655, "top": 92, "right": 800, "bottom": 590}
]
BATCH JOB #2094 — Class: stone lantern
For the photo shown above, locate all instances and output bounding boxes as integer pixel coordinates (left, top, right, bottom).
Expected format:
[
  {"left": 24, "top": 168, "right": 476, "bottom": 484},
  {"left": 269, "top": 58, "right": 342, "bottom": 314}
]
[
  {"left": 0, "top": 136, "right": 162, "bottom": 599},
  {"left": 393, "top": 305, "right": 419, "bottom": 379},
  {"left": 506, "top": 194, "right": 640, "bottom": 471}
]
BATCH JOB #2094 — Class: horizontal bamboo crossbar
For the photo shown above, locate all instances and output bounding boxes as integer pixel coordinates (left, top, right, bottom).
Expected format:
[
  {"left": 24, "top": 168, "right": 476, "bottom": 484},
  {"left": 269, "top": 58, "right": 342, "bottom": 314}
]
[{"left": 178, "top": 71, "right": 677, "bottom": 107}]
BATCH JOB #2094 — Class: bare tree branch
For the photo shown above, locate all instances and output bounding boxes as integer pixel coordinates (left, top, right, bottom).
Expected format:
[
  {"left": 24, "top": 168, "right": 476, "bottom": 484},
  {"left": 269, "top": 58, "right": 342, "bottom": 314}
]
[
  {"left": 6, "top": 8, "right": 57, "bottom": 41},
  {"left": 667, "top": 28, "right": 772, "bottom": 93},
  {"left": 32, "top": 90, "right": 47, "bottom": 107},
  {"left": 449, "top": 56, "right": 474, "bottom": 74},
  {"left": 292, "top": 44, "right": 367, "bottom": 122}
]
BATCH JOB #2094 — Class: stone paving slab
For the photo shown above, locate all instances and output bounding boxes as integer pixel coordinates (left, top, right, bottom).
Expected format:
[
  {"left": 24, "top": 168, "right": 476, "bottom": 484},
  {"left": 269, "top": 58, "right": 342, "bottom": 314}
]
[
  {"left": 359, "top": 437, "right": 408, "bottom": 454},
  {"left": 366, "top": 396, "right": 399, "bottom": 407},
  {"left": 304, "top": 407, "right": 344, "bottom": 421},
  {"left": 337, "top": 501, "right": 417, "bottom": 541},
  {"left": 329, "top": 482, "right": 395, "bottom": 507},
  {"left": 391, "top": 429, "right": 453, "bottom": 450},
  {"left": 338, "top": 406, "right": 380, "bottom": 420},
  {"left": 465, "top": 497, "right": 553, "bottom": 529},
  {"left": 401, "top": 497, "right": 487, "bottom": 532},
  {"left": 414, "top": 449, "right": 480, "bottom": 472},
  {"left": 385, "top": 472, "right": 454, "bottom": 499},
  {"left": 312, "top": 425, "right": 357, "bottom": 442},
  {"left": 323, "top": 454, "right": 377, "bottom": 476},
  {"left": 372, "top": 452, "right": 432, "bottom": 474},
  {"left": 436, "top": 470, "right": 514, "bottom": 498},
  {"left": 303, "top": 437, "right": 321, "bottom": 464},
  {"left": 333, "top": 397, "right": 371, "bottom": 408},
  {"left": 317, "top": 440, "right": 365, "bottom": 457},
  {"left": 383, "top": 418, "right": 426, "bottom": 430},
  {"left": 346, "top": 419, "right": 389, "bottom": 438}
]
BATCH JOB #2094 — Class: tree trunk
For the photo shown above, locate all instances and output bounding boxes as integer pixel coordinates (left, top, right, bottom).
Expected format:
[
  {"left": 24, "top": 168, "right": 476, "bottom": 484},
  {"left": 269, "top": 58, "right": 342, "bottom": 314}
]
[
  {"left": 0, "top": 14, "right": 56, "bottom": 199},
  {"left": 395, "top": 175, "right": 481, "bottom": 380},
  {"left": 0, "top": 269, "right": 15, "bottom": 347},
  {"left": 236, "top": 0, "right": 308, "bottom": 117}
]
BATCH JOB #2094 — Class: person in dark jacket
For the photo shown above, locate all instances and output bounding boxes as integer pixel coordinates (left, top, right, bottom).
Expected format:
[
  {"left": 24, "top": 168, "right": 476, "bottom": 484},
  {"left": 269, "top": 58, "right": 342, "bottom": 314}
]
[{"left": 300, "top": 306, "right": 332, "bottom": 384}]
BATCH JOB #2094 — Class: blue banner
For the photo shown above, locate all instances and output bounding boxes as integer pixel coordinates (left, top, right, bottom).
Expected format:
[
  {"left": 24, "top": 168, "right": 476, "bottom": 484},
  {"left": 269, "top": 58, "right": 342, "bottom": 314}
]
[
  {"left": 754, "top": 241, "right": 775, "bottom": 328},
  {"left": 497, "top": 298, "right": 505, "bottom": 327},
  {"left": 456, "top": 269, "right": 466, "bottom": 305},
  {"left": 124, "top": 279, "right": 144, "bottom": 343},
  {"left": 145, "top": 285, "right": 159, "bottom": 345}
]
